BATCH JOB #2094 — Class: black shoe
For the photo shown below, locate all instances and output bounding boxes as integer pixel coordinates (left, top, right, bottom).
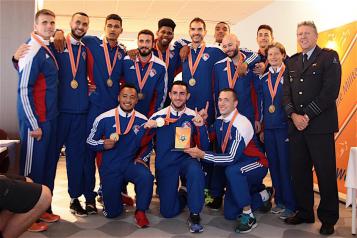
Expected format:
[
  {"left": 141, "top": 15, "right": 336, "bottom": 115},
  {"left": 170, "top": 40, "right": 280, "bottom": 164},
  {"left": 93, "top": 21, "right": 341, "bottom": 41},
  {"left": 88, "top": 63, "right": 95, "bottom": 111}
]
[
  {"left": 284, "top": 213, "right": 315, "bottom": 225},
  {"left": 70, "top": 199, "right": 88, "bottom": 217},
  {"left": 206, "top": 197, "right": 222, "bottom": 211},
  {"left": 85, "top": 202, "right": 98, "bottom": 215},
  {"left": 320, "top": 223, "right": 334, "bottom": 235},
  {"left": 259, "top": 187, "right": 273, "bottom": 213}
]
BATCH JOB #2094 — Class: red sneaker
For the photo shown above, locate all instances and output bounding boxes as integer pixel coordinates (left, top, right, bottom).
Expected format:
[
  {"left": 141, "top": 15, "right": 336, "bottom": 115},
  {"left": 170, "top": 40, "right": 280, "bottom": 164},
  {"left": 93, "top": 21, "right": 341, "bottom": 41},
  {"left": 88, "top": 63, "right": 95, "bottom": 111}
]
[
  {"left": 121, "top": 192, "right": 135, "bottom": 206},
  {"left": 135, "top": 211, "right": 149, "bottom": 228},
  {"left": 27, "top": 222, "right": 48, "bottom": 232},
  {"left": 40, "top": 212, "right": 60, "bottom": 223}
]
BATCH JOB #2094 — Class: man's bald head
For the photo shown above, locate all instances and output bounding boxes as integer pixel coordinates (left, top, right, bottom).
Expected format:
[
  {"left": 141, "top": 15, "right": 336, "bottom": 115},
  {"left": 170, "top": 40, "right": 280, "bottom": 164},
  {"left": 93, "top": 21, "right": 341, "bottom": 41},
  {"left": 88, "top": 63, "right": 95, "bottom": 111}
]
[{"left": 221, "top": 33, "right": 240, "bottom": 58}]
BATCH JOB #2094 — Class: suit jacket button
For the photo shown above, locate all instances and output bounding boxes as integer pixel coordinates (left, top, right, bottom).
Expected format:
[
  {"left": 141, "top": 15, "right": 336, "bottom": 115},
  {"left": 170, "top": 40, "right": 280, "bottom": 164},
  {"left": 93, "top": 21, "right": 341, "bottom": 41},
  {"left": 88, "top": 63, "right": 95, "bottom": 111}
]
[{"left": 299, "top": 91, "right": 303, "bottom": 95}]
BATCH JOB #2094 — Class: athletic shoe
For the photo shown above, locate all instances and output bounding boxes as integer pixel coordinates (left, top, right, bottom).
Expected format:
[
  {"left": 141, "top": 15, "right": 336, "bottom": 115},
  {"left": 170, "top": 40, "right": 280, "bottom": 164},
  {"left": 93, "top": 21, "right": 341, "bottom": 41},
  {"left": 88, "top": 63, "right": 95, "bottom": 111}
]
[
  {"left": 204, "top": 189, "right": 213, "bottom": 205},
  {"left": 40, "top": 212, "right": 60, "bottom": 223},
  {"left": 187, "top": 213, "right": 204, "bottom": 233},
  {"left": 235, "top": 213, "right": 257, "bottom": 233},
  {"left": 85, "top": 202, "right": 98, "bottom": 215},
  {"left": 70, "top": 199, "right": 88, "bottom": 217},
  {"left": 121, "top": 192, "right": 135, "bottom": 206},
  {"left": 279, "top": 209, "right": 295, "bottom": 220},
  {"left": 134, "top": 210, "right": 150, "bottom": 228},
  {"left": 271, "top": 204, "right": 285, "bottom": 214},
  {"left": 206, "top": 197, "right": 222, "bottom": 211},
  {"left": 27, "top": 222, "right": 48, "bottom": 232},
  {"left": 259, "top": 187, "right": 273, "bottom": 213}
]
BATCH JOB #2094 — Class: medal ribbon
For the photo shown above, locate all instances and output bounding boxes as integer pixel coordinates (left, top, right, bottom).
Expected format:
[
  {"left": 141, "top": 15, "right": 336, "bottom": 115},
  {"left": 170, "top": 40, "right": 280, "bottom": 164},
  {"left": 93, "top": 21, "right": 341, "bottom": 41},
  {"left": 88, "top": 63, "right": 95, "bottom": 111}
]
[
  {"left": 66, "top": 34, "right": 82, "bottom": 79},
  {"left": 134, "top": 60, "right": 154, "bottom": 92},
  {"left": 164, "top": 106, "right": 186, "bottom": 125},
  {"left": 221, "top": 109, "right": 239, "bottom": 153},
  {"left": 103, "top": 37, "right": 119, "bottom": 79},
  {"left": 115, "top": 108, "right": 136, "bottom": 135},
  {"left": 156, "top": 42, "right": 170, "bottom": 69},
  {"left": 31, "top": 32, "right": 58, "bottom": 70},
  {"left": 267, "top": 64, "right": 285, "bottom": 104},
  {"left": 188, "top": 44, "right": 206, "bottom": 78},
  {"left": 226, "top": 53, "right": 244, "bottom": 89}
]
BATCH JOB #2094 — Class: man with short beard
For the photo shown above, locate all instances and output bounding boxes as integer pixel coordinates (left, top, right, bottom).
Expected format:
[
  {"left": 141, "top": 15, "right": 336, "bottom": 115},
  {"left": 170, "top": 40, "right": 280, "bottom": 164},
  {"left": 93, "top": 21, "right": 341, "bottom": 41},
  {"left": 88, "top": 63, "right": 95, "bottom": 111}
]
[
  {"left": 210, "top": 34, "right": 267, "bottom": 210},
  {"left": 123, "top": 29, "right": 168, "bottom": 117},
  {"left": 87, "top": 84, "right": 154, "bottom": 228},
  {"left": 52, "top": 13, "right": 129, "bottom": 215},
  {"left": 144, "top": 81, "right": 209, "bottom": 233},
  {"left": 153, "top": 18, "right": 182, "bottom": 106}
]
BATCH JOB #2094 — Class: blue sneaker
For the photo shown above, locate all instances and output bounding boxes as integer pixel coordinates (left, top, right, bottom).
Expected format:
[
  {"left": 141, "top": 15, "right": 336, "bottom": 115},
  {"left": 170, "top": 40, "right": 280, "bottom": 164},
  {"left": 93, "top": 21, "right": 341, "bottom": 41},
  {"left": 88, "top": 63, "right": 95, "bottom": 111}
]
[
  {"left": 279, "top": 209, "right": 295, "bottom": 220},
  {"left": 271, "top": 204, "right": 285, "bottom": 214},
  {"left": 187, "top": 214, "right": 204, "bottom": 233},
  {"left": 235, "top": 213, "right": 257, "bottom": 233}
]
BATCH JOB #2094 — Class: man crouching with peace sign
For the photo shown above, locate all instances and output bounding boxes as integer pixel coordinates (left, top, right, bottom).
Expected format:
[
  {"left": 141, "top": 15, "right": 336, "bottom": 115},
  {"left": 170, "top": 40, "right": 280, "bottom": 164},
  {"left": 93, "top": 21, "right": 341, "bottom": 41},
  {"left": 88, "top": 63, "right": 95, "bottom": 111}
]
[
  {"left": 144, "top": 81, "right": 209, "bottom": 233},
  {"left": 184, "top": 88, "right": 271, "bottom": 234}
]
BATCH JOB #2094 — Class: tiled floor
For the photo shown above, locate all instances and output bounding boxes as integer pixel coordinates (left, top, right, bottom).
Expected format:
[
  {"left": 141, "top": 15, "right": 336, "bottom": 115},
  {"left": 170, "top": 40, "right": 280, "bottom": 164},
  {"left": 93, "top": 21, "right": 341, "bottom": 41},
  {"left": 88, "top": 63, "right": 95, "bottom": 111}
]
[{"left": 21, "top": 157, "right": 354, "bottom": 238}]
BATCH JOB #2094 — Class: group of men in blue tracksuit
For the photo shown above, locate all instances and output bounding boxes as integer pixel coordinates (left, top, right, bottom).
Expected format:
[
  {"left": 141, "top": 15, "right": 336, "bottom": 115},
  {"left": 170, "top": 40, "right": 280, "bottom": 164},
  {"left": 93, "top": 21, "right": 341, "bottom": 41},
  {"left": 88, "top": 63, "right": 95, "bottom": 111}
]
[{"left": 14, "top": 8, "right": 301, "bottom": 235}]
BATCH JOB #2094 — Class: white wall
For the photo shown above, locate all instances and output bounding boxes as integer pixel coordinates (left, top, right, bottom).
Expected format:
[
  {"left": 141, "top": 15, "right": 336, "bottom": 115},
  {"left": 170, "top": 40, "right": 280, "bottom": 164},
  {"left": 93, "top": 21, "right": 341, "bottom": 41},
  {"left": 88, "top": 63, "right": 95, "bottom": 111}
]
[
  {"left": 232, "top": 0, "right": 357, "bottom": 55},
  {"left": 0, "top": 0, "right": 35, "bottom": 138}
]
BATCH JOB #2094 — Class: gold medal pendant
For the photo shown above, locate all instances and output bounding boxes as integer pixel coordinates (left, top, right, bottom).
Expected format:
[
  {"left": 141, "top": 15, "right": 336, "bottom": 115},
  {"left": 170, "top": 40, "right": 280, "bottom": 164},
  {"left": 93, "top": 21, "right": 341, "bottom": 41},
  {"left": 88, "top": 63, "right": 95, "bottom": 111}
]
[
  {"left": 70, "top": 79, "right": 78, "bottom": 89},
  {"left": 138, "top": 92, "right": 144, "bottom": 100},
  {"left": 189, "top": 78, "right": 196, "bottom": 86},
  {"left": 268, "top": 104, "right": 276, "bottom": 113},
  {"left": 107, "top": 78, "right": 113, "bottom": 87},
  {"left": 109, "top": 132, "right": 119, "bottom": 142}
]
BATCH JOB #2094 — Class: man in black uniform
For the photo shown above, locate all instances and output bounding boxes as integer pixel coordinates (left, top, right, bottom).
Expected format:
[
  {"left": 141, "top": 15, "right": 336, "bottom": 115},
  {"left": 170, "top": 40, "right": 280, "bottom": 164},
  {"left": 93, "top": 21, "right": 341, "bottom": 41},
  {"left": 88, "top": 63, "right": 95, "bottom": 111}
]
[{"left": 283, "top": 21, "right": 341, "bottom": 235}]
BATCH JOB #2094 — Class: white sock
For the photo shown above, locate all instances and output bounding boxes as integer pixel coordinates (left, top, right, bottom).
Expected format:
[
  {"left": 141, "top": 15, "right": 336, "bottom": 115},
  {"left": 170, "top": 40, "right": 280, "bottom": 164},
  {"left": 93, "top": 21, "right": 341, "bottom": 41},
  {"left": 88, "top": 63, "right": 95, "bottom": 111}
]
[
  {"left": 243, "top": 209, "right": 254, "bottom": 218},
  {"left": 260, "top": 189, "right": 269, "bottom": 202}
]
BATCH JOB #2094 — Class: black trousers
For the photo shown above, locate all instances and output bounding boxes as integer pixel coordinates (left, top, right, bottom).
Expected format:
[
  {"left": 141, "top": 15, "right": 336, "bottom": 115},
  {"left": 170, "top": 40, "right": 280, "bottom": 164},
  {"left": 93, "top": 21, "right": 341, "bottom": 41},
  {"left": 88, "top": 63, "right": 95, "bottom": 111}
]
[{"left": 289, "top": 130, "right": 339, "bottom": 225}]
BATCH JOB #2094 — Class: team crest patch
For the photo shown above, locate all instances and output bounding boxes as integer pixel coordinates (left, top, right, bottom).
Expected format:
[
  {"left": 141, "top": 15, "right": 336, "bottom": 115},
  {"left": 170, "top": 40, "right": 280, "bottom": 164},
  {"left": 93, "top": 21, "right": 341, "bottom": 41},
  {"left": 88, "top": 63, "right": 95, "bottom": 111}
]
[
  {"left": 133, "top": 124, "right": 140, "bottom": 134},
  {"left": 202, "top": 53, "right": 210, "bottom": 61},
  {"left": 150, "top": 68, "right": 157, "bottom": 77},
  {"left": 82, "top": 51, "right": 86, "bottom": 60},
  {"left": 181, "top": 121, "right": 192, "bottom": 129}
]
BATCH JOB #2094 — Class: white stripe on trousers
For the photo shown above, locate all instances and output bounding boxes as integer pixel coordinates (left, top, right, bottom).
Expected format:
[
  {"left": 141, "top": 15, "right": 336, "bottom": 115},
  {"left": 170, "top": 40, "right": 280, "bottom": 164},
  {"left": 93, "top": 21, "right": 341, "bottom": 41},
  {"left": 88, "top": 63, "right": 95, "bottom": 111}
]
[{"left": 24, "top": 129, "right": 34, "bottom": 176}]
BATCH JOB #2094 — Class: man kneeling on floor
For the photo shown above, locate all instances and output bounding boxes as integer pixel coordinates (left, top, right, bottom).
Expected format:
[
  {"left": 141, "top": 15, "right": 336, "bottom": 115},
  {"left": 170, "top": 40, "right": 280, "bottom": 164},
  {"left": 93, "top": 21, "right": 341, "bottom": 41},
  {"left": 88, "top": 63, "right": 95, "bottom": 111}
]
[
  {"left": 184, "top": 88, "right": 271, "bottom": 233},
  {"left": 0, "top": 173, "right": 52, "bottom": 237},
  {"left": 87, "top": 84, "right": 154, "bottom": 228},
  {"left": 144, "top": 81, "right": 209, "bottom": 233}
]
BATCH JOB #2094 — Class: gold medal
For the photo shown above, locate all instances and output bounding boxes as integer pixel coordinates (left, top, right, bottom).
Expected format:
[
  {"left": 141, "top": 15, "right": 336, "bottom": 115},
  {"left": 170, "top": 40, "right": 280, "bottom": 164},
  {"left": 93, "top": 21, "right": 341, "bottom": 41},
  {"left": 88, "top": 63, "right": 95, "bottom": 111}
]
[
  {"left": 268, "top": 104, "right": 276, "bottom": 113},
  {"left": 138, "top": 92, "right": 144, "bottom": 100},
  {"left": 70, "top": 79, "right": 78, "bottom": 89},
  {"left": 110, "top": 132, "right": 119, "bottom": 142},
  {"left": 189, "top": 78, "right": 196, "bottom": 86},
  {"left": 107, "top": 78, "right": 113, "bottom": 87}
]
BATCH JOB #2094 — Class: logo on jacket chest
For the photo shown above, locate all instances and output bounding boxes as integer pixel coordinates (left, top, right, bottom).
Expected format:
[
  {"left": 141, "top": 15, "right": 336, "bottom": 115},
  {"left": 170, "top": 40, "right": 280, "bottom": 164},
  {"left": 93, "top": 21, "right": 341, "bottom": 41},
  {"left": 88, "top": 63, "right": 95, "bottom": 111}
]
[{"left": 202, "top": 53, "right": 210, "bottom": 61}]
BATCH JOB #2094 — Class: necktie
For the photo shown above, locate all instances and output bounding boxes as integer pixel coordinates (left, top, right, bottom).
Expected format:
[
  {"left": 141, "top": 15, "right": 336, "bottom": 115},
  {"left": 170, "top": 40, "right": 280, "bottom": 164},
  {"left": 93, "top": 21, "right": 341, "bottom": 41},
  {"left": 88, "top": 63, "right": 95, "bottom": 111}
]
[{"left": 302, "top": 53, "right": 308, "bottom": 68}]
